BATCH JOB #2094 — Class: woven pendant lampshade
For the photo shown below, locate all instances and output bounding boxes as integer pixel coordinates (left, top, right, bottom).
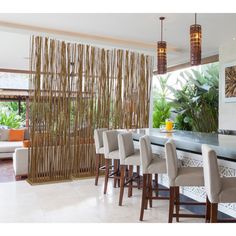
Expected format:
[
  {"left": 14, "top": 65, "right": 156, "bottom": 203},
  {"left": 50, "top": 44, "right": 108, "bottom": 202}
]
[
  {"left": 190, "top": 13, "right": 202, "bottom": 66},
  {"left": 157, "top": 17, "right": 167, "bottom": 74}
]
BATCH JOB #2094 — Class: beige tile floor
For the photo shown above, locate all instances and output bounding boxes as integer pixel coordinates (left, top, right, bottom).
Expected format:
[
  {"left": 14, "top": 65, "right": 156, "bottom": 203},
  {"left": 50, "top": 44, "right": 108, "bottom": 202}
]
[{"left": 0, "top": 178, "right": 204, "bottom": 223}]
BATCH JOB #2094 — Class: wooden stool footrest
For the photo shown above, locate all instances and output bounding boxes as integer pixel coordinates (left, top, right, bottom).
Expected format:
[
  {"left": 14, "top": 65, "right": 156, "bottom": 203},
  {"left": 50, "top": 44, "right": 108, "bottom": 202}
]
[
  {"left": 173, "top": 213, "right": 205, "bottom": 218},
  {"left": 151, "top": 196, "right": 169, "bottom": 200},
  {"left": 177, "top": 201, "right": 206, "bottom": 206},
  {"left": 108, "top": 170, "right": 120, "bottom": 179},
  {"left": 153, "top": 187, "right": 169, "bottom": 192},
  {"left": 100, "top": 165, "right": 115, "bottom": 171},
  {"left": 99, "top": 165, "right": 106, "bottom": 170},
  {"left": 217, "top": 219, "right": 236, "bottom": 223},
  {"left": 124, "top": 175, "right": 141, "bottom": 186}
]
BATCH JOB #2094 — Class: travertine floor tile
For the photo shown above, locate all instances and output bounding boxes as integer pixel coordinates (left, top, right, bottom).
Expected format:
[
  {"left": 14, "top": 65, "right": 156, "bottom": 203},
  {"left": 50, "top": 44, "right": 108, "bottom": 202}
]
[{"left": 0, "top": 178, "right": 204, "bottom": 223}]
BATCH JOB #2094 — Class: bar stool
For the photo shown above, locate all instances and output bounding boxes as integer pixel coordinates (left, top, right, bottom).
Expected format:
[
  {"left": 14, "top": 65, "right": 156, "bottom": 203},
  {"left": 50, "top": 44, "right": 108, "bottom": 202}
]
[
  {"left": 139, "top": 135, "right": 168, "bottom": 221},
  {"left": 118, "top": 132, "right": 140, "bottom": 206},
  {"left": 103, "top": 130, "right": 120, "bottom": 194},
  {"left": 202, "top": 144, "right": 236, "bottom": 223},
  {"left": 165, "top": 139, "right": 207, "bottom": 223},
  {"left": 94, "top": 128, "right": 108, "bottom": 186}
]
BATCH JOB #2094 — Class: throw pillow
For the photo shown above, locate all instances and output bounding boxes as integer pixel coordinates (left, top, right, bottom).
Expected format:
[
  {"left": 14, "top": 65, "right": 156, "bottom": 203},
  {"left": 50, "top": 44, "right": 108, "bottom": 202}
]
[
  {"left": 8, "top": 129, "right": 25, "bottom": 141},
  {"left": 0, "top": 129, "right": 10, "bottom": 141}
]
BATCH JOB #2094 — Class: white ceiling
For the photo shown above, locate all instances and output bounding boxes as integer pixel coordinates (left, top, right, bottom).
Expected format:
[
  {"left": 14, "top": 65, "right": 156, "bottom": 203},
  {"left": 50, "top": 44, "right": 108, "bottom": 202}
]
[{"left": 0, "top": 13, "right": 236, "bottom": 70}]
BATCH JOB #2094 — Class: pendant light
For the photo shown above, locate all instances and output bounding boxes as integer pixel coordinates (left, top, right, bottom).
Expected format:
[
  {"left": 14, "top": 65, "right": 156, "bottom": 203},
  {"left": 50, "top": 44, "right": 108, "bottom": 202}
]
[
  {"left": 157, "top": 17, "right": 167, "bottom": 74},
  {"left": 190, "top": 13, "right": 202, "bottom": 66}
]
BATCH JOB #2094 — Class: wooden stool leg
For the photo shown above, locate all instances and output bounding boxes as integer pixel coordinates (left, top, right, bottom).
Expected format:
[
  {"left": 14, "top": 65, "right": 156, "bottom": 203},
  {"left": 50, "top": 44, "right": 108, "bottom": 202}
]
[
  {"left": 119, "top": 165, "right": 126, "bottom": 206},
  {"left": 103, "top": 159, "right": 110, "bottom": 194},
  {"left": 95, "top": 154, "right": 100, "bottom": 186},
  {"left": 137, "top": 166, "right": 141, "bottom": 189},
  {"left": 144, "top": 190, "right": 148, "bottom": 210},
  {"left": 155, "top": 174, "right": 158, "bottom": 196},
  {"left": 168, "top": 186, "right": 175, "bottom": 223},
  {"left": 114, "top": 160, "right": 118, "bottom": 188},
  {"left": 144, "top": 174, "right": 151, "bottom": 209},
  {"left": 128, "top": 165, "right": 133, "bottom": 197},
  {"left": 205, "top": 196, "right": 211, "bottom": 223},
  {"left": 210, "top": 203, "right": 218, "bottom": 223},
  {"left": 139, "top": 174, "right": 147, "bottom": 221},
  {"left": 175, "top": 186, "right": 180, "bottom": 222},
  {"left": 148, "top": 174, "right": 153, "bottom": 208},
  {"left": 117, "top": 160, "right": 120, "bottom": 188}
]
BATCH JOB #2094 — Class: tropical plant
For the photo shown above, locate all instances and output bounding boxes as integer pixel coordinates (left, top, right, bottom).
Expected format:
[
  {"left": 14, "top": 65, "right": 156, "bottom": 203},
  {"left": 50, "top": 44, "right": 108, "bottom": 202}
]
[
  {"left": 7, "top": 102, "right": 26, "bottom": 120},
  {"left": 153, "top": 98, "right": 171, "bottom": 128},
  {"left": 0, "top": 111, "right": 23, "bottom": 128},
  {"left": 153, "top": 74, "right": 172, "bottom": 100},
  {"left": 168, "top": 63, "right": 219, "bottom": 133},
  {"left": 0, "top": 101, "right": 27, "bottom": 120},
  {"left": 152, "top": 74, "right": 172, "bottom": 128}
]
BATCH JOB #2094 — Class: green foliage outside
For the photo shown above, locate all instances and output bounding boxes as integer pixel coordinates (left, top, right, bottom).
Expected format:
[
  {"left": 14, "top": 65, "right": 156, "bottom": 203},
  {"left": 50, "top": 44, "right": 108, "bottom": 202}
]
[
  {"left": 153, "top": 75, "right": 171, "bottom": 128},
  {"left": 0, "top": 102, "right": 26, "bottom": 128},
  {"left": 153, "top": 98, "right": 171, "bottom": 128},
  {"left": 153, "top": 63, "right": 219, "bottom": 133}
]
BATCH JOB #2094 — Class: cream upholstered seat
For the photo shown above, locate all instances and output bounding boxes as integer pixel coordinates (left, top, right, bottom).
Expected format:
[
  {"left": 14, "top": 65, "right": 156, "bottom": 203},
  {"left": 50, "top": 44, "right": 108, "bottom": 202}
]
[
  {"left": 121, "top": 150, "right": 140, "bottom": 165},
  {"left": 219, "top": 178, "right": 236, "bottom": 202},
  {"left": 102, "top": 130, "right": 120, "bottom": 194},
  {"left": 94, "top": 128, "right": 108, "bottom": 186},
  {"left": 146, "top": 157, "right": 166, "bottom": 173},
  {"left": 118, "top": 132, "right": 140, "bottom": 206},
  {"left": 139, "top": 135, "right": 167, "bottom": 221},
  {"left": 165, "top": 139, "right": 206, "bottom": 223},
  {"left": 202, "top": 144, "right": 236, "bottom": 222},
  {"left": 105, "top": 150, "right": 120, "bottom": 160},
  {"left": 165, "top": 140, "right": 204, "bottom": 187},
  {"left": 174, "top": 167, "right": 204, "bottom": 186}
]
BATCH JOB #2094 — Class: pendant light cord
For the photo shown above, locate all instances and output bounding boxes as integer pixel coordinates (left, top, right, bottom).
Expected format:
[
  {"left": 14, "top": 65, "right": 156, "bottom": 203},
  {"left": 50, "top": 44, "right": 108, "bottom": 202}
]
[
  {"left": 161, "top": 19, "right": 163, "bottom": 41},
  {"left": 159, "top": 17, "right": 165, "bottom": 42}
]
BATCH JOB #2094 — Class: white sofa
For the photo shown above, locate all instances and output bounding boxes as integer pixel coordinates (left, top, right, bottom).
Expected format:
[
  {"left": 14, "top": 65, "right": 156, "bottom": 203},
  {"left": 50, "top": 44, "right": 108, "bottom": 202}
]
[
  {"left": 0, "top": 141, "right": 24, "bottom": 158},
  {"left": 13, "top": 148, "right": 28, "bottom": 177},
  {"left": 0, "top": 128, "right": 29, "bottom": 179},
  {"left": 0, "top": 128, "right": 29, "bottom": 159}
]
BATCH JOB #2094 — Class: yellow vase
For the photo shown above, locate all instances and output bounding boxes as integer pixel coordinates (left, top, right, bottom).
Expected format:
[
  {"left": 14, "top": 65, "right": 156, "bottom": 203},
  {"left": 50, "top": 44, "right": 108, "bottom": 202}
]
[{"left": 165, "top": 120, "right": 173, "bottom": 131}]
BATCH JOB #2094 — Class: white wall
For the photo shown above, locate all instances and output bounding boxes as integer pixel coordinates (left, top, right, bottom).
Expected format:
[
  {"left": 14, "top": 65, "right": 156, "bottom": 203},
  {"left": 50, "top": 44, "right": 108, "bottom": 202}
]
[
  {"left": 219, "top": 40, "right": 236, "bottom": 131},
  {"left": 0, "top": 31, "right": 30, "bottom": 70}
]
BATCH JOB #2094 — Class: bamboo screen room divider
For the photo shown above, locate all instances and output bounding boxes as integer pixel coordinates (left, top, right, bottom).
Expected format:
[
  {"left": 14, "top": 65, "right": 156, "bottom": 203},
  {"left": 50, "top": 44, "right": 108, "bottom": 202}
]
[{"left": 28, "top": 36, "right": 153, "bottom": 184}]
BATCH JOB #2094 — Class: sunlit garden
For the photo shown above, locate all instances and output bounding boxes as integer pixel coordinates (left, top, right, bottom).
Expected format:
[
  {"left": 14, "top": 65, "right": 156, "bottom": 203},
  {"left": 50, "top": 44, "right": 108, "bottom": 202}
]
[
  {"left": 0, "top": 72, "right": 28, "bottom": 129},
  {"left": 0, "top": 102, "right": 26, "bottom": 128},
  {"left": 152, "top": 62, "right": 219, "bottom": 133}
]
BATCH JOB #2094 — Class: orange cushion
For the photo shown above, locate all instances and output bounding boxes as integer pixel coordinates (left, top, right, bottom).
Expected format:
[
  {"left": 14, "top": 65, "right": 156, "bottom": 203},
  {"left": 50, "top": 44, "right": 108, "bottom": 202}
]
[
  {"left": 8, "top": 129, "right": 25, "bottom": 141},
  {"left": 23, "top": 140, "right": 30, "bottom": 148}
]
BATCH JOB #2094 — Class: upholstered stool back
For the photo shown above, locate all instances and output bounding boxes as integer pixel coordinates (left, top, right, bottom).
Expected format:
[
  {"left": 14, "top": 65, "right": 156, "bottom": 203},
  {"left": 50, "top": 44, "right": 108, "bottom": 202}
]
[
  {"left": 165, "top": 139, "right": 178, "bottom": 186},
  {"left": 118, "top": 132, "right": 135, "bottom": 165},
  {"left": 202, "top": 144, "right": 222, "bottom": 203},
  {"left": 103, "top": 130, "right": 119, "bottom": 159},
  {"left": 94, "top": 128, "right": 108, "bottom": 154},
  {"left": 139, "top": 135, "right": 153, "bottom": 174}
]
